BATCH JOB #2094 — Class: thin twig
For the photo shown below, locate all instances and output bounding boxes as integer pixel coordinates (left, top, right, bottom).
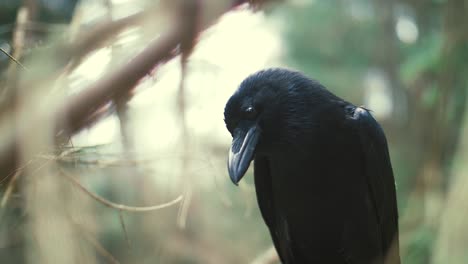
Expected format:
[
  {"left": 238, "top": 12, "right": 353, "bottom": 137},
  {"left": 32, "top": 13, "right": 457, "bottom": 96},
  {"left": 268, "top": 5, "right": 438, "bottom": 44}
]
[
  {"left": 177, "top": 186, "right": 192, "bottom": 229},
  {"left": 176, "top": 48, "right": 192, "bottom": 230},
  {"left": 0, "top": 47, "right": 28, "bottom": 71},
  {"left": 41, "top": 154, "right": 158, "bottom": 167},
  {"left": 79, "top": 225, "right": 121, "bottom": 264},
  {"left": 61, "top": 169, "right": 183, "bottom": 212},
  {"left": 40, "top": 153, "right": 213, "bottom": 167},
  {"left": 118, "top": 210, "right": 131, "bottom": 250},
  {"left": 67, "top": 9, "right": 151, "bottom": 69},
  {"left": 0, "top": 170, "right": 22, "bottom": 207}
]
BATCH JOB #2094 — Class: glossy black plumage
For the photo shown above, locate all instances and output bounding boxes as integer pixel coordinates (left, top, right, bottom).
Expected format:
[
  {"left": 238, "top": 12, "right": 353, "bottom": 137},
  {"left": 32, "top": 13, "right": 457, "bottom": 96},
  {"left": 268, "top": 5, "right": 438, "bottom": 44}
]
[{"left": 224, "top": 68, "right": 400, "bottom": 264}]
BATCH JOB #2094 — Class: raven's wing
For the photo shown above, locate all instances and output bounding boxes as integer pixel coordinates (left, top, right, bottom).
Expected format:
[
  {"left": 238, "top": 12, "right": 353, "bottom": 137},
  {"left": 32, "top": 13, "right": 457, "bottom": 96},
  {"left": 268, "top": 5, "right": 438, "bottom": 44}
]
[
  {"left": 254, "top": 157, "right": 292, "bottom": 263},
  {"left": 354, "top": 107, "right": 400, "bottom": 263}
]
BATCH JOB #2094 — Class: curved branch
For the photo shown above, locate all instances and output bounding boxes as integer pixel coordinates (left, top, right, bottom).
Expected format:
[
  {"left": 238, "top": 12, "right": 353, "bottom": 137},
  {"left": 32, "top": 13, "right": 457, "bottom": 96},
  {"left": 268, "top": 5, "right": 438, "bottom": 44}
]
[{"left": 61, "top": 169, "right": 183, "bottom": 212}]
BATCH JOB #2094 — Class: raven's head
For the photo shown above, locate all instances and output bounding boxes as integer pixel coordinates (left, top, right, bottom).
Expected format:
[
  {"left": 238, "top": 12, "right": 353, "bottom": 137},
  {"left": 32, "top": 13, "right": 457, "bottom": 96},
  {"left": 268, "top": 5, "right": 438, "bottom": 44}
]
[{"left": 224, "top": 68, "right": 332, "bottom": 185}]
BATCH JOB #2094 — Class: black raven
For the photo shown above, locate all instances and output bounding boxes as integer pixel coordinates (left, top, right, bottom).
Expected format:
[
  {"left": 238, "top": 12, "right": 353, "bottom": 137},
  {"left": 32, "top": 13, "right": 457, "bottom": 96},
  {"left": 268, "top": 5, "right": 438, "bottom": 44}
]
[{"left": 224, "top": 68, "right": 400, "bottom": 264}]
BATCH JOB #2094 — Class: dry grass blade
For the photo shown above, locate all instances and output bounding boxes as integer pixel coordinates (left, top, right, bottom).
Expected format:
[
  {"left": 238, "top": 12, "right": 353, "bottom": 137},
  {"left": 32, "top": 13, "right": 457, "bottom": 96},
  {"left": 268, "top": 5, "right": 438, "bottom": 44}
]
[{"left": 0, "top": 170, "right": 22, "bottom": 208}]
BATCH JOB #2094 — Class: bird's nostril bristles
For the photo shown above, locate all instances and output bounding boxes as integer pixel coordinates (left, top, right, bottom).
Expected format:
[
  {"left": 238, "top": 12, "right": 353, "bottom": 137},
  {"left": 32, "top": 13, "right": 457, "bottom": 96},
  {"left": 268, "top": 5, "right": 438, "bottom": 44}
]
[
  {"left": 231, "top": 138, "right": 242, "bottom": 154},
  {"left": 231, "top": 130, "right": 246, "bottom": 153}
]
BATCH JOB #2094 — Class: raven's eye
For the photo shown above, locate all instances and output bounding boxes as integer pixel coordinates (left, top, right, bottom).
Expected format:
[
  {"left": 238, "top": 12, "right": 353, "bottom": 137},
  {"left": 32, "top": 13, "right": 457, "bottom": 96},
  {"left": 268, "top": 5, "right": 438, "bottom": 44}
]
[{"left": 244, "top": 106, "right": 257, "bottom": 119}]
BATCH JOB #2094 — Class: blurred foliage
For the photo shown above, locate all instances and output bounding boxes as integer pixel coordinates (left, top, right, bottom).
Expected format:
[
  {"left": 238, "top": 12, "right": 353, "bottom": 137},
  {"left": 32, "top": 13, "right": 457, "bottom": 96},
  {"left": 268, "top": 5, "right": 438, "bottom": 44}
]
[
  {"left": 273, "top": 0, "right": 376, "bottom": 99},
  {"left": 401, "top": 34, "right": 442, "bottom": 83}
]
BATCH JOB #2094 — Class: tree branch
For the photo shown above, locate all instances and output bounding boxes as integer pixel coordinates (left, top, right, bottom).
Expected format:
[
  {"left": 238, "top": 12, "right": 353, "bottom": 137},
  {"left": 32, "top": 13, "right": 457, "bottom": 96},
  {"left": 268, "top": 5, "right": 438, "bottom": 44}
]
[
  {"left": 0, "top": 0, "right": 264, "bottom": 183},
  {"left": 61, "top": 169, "right": 183, "bottom": 212}
]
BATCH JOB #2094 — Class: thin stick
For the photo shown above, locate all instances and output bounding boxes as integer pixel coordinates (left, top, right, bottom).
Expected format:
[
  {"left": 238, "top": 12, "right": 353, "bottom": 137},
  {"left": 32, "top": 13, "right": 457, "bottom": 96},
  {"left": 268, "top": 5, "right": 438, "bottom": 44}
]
[
  {"left": 80, "top": 226, "right": 121, "bottom": 264},
  {"left": 61, "top": 169, "right": 183, "bottom": 212},
  {"left": 177, "top": 186, "right": 192, "bottom": 229},
  {"left": 0, "top": 47, "right": 28, "bottom": 70},
  {"left": 0, "top": 170, "right": 22, "bottom": 207},
  {"left": 118, "top": 210, "right": 131, "bottom": 250}
]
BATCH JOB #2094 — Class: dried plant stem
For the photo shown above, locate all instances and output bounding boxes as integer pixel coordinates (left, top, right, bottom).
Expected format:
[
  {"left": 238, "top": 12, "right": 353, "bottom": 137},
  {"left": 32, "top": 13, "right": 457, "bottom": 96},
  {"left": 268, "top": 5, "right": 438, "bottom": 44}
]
[
  {"left": 0, "top": 47, "right": 28, "bottom": 71},
  {"left": 118, "top": 210, "right": 131, "bottom": 250},
  {"left": 0, "top": 170, "right": 22, "bottom": 207},
  {"left": 61, "top": 169, "right": 183, "bottom": 212}
]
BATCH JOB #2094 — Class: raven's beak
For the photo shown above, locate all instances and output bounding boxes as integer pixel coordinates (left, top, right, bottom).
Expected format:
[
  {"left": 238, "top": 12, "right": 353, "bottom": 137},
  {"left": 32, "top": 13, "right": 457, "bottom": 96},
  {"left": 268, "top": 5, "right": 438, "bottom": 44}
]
[{"left": 228, "top": 123, "right": 260, "bottom": 185}]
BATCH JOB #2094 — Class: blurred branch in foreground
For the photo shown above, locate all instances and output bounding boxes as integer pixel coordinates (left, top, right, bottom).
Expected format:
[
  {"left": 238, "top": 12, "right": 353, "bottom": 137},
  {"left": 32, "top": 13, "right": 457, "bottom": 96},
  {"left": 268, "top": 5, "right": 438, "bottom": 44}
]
[
  {"left": 0, "top": 1, "right": 276, "bottom": 263},
  {"left": 0, "top": 0, "right": 270, "bottom": 184}
]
